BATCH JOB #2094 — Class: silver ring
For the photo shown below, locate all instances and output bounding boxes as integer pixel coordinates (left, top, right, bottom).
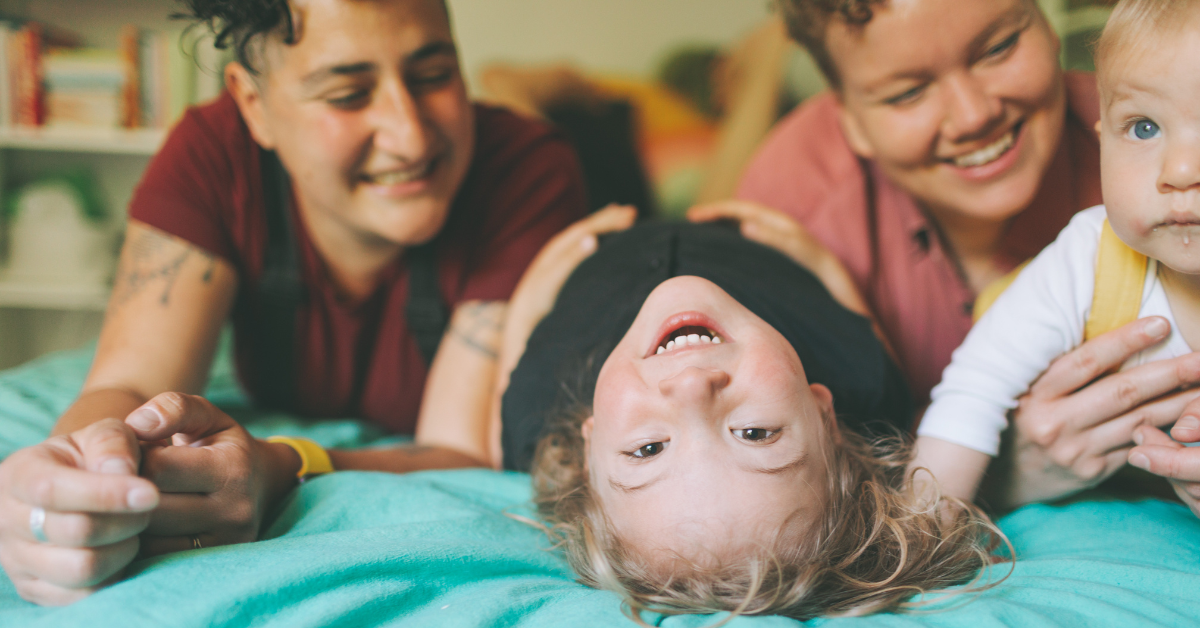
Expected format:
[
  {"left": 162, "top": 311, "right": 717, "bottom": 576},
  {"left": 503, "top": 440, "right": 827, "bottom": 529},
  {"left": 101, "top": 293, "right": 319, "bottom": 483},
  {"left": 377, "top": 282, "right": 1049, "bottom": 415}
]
[
  {"left": 29, "top": 507, "right": 49, "bottom": 544},
  {"left": 191, "top": 536, "right": 203, "bottom": 550}
]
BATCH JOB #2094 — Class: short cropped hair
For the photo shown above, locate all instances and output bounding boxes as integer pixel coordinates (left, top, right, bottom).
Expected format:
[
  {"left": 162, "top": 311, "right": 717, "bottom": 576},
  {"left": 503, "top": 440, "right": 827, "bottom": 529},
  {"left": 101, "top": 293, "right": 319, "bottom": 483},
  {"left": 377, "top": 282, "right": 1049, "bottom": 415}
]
[
  {"left": 775, "top": 0, "right": 886, "bottom": 90},
  {"left": 1094, "top": 0, "right": 1200, "bottom": 89}
]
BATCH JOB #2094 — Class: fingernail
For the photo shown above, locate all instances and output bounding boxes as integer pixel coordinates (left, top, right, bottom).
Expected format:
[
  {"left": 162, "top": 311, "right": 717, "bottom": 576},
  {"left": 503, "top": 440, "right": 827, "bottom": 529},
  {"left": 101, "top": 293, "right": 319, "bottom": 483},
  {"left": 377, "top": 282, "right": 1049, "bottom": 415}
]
[
  {"left": 1146, "top": 318, "right": 1169, "bottom": 338},
  {"left": 1177, "top": 417, "right": 1200, "bottom": 432},
  {"left": 1128, "top": 452, "right": 1150, "bottom": 471},
  {"left": 579, "top": 235, "right": 596, "bottom": 252},
  {"left": 99, "top": 458, "right": 134, "bottom": 475},
  {"left": 127, "top": 408, "right": 162, "bottom": 432},
  {"left": 127, "top": 486, "right": 158, "bottom": 510}
]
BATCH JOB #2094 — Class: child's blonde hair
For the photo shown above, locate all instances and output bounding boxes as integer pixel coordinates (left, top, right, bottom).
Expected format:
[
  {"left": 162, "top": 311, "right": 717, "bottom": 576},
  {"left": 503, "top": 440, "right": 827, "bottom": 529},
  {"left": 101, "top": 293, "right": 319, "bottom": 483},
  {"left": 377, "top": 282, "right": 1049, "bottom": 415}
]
[
  {"left": 1095, "top": 0, "right": 1200, "bottom": 91},
  {"left": 530, "top": 405, "right": 1009, "bottom": 622}
]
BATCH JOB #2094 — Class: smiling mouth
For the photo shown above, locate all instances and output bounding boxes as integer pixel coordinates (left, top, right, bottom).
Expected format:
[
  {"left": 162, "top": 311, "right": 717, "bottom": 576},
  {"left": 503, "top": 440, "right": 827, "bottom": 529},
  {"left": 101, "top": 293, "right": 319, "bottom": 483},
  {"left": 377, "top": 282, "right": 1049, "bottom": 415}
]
[
  {"left": 656, "top": 325, "right": 723, "bottom": 356},
  {"left": 946, "top": 122, "right": 1021, "bottom": 169},
  {"left": 361, "top": 158, "right": 437, "bottom": 185}
]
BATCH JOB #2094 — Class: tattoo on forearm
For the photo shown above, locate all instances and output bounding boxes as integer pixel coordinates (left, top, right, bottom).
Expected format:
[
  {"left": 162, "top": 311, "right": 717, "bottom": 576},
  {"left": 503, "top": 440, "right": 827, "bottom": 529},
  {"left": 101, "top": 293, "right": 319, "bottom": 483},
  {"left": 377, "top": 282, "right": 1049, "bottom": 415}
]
[
  {"left": 449, "top": 301, "right": 506, "bottom": 360},
  {"left": 112, "top": 229, "right": 216, "bottom": 308}
]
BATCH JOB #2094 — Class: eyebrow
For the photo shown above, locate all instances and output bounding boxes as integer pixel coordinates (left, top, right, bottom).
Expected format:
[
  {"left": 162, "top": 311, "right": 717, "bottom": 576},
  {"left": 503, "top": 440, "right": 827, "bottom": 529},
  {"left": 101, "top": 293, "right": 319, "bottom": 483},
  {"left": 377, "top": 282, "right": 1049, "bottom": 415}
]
[{"left": 300, "top": 41, "right": 458, "bottom": 89}]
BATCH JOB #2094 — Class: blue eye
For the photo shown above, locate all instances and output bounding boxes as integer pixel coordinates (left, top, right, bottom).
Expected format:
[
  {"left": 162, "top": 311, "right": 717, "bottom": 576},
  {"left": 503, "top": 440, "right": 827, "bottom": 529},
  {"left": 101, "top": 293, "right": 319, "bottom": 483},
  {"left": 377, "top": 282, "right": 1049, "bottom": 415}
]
[{"left": 1130, "top": 119, "right": 1161, "bottom": 140}]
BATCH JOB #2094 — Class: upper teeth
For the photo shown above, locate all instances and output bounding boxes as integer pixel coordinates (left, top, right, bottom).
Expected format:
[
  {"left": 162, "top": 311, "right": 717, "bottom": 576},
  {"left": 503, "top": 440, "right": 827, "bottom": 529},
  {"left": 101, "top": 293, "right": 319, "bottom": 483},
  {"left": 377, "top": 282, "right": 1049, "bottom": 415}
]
[
  {"left": 656, "top": 331, "right": 721, "bottom": 355},
  {"left": 367, "top": 164, "right": 432, "bottom": 185},
  {"left": 952, "top": 130, "right": 1015, "bottom": 168}
]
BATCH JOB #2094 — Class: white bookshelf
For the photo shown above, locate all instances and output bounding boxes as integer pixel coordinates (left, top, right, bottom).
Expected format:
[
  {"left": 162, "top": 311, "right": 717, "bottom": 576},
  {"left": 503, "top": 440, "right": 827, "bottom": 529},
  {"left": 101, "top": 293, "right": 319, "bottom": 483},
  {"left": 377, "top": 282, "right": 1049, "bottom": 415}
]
[{"left": 0, "top": 126, "right": 165, "bottom": 155}]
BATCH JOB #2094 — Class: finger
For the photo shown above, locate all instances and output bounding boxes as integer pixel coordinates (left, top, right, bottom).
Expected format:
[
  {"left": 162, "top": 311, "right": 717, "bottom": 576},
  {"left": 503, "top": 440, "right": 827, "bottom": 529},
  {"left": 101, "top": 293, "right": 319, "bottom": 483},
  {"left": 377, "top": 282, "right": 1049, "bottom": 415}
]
[
  {"left": 139, "top": 533, "right": 216, "bottom": 558},
  {"left": 1171, "top": 413, "right": 1200, "bottom": 443},
  {"left": 8, "top": 448, "right": 159, "bottom": 513},
  {"left": 7, "top": 535, "right": 139, "bottom": 589},
  {"left": 125, "top": 392, "right": 235, "bottom": 442},
  {"left": 71, "top": 418, "right": 142, "bottom": 476},
  {"left": 1130, "top": 426, "right": 1200, "bottom": 481},
  {"left": 144, "top": 494, "right": 219, "bottom": 536},
  {"left": 1090, "top": 388, "right": 1200, "bottom": 454},
  {"left": 10, "top": 575, "right": 99, "bottom": 607},
  {"left": 140, "top": 445, "right": 227, "bottom": 493},
  {"left": 577, "top": 204, "right": 637, "bottom": 236},
  {"left": 1056, "top": 351, "right": 1200, "bottom": 431},
  {"left": 1034, "top": 317, "right": 1174, "bottom": 398},
  {"left": 18, "top": 506, "right": 150, "bottom": 547}
]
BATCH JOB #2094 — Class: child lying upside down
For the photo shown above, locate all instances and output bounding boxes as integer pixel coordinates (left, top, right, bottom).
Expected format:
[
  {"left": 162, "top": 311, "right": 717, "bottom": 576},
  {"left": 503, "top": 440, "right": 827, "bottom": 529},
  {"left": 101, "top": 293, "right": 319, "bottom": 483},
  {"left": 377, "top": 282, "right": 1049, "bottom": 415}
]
[
  {"left": 489, "top": 208, "right": 1006, "bottom": 621},
  {"left": 914, "top": 0, "right": 1200, "bottom": 516}
]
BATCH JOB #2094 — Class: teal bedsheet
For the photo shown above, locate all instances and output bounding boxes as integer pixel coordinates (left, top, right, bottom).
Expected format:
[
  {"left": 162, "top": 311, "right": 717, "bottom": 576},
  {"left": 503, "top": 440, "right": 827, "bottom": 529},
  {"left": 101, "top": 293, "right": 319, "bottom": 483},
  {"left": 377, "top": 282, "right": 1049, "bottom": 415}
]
[{"left": 1, "top": 347, "right": 1199, "bottom": 627}]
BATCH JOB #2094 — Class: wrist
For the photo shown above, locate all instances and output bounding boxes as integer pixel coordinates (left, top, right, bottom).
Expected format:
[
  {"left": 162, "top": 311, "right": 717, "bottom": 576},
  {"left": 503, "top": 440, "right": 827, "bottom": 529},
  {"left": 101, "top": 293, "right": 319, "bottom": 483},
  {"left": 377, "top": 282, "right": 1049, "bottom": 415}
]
[{"left": 261, "top": 440, "right": 302, "bottom": 506}]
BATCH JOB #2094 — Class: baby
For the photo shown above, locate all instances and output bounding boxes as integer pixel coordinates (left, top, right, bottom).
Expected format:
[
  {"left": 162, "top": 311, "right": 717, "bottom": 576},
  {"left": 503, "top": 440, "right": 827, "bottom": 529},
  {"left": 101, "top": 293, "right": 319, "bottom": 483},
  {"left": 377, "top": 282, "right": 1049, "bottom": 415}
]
[{"left": 915, "top": 0, "right": 1200, "bottom": 516}]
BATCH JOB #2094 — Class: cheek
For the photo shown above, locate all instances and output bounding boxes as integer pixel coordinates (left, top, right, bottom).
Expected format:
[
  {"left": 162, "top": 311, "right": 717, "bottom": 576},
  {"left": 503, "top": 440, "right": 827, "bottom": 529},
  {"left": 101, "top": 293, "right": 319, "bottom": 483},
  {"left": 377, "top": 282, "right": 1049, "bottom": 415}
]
[
  {"left": 860, "top": 104, "right": 943, "bottom": 168},
  {"left": 592, "top": 362, "right": 646, "bottom": 429}
]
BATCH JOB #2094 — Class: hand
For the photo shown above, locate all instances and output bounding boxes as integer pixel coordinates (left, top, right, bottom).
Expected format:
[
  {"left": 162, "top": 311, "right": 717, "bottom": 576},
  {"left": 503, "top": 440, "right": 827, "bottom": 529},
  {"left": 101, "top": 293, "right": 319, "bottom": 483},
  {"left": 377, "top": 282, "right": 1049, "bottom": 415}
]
[
  {"left": 505, "top": 204, "right": 638, "bottom": 333},
  {"left": 688, "top": 200, "right": 870, "bottom": 316},
  {"left": 0, "top": 419, "right": 159, "bottom": 605},
  {"left": 126, "top": 393, "right": 298, "bottom": 556},
  {"left": 1130, "top": 419, "right": 1200, "bottom": 518},
  {"left": 994, "top": 317, "right": 1200, "bottom": 508}
]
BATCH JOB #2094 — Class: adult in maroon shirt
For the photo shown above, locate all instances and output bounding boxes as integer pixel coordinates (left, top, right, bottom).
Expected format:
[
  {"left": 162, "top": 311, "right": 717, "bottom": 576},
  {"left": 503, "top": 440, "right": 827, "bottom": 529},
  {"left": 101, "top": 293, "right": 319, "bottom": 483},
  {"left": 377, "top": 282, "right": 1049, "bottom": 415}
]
[{"left": 0, "top": 0, "right": 586, "bottom": 605}]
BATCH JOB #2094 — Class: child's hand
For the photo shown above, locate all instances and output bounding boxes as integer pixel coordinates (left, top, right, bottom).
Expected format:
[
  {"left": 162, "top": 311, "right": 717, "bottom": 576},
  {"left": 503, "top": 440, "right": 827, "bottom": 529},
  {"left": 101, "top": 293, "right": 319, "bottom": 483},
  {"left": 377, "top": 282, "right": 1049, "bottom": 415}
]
[{"left": 1129, "top": 422, "right": 1200, "bottom": 518}]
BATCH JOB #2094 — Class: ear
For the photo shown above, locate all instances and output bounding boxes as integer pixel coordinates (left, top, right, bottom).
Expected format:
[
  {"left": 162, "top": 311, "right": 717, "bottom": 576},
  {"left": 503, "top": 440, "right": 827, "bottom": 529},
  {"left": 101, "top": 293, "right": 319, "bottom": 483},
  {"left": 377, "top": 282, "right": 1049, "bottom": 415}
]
[
  {"left": 809, "top": 383, "right": 842, "bottom": 441},
  {"left": 836, "top": 102, "right": 875, "bottom": 159},
  {"left": 581, "top": 416, "right": 595, "bottom": 443},
  {"left": 226, "top": 62, "right": 277, "bottom": 149}
]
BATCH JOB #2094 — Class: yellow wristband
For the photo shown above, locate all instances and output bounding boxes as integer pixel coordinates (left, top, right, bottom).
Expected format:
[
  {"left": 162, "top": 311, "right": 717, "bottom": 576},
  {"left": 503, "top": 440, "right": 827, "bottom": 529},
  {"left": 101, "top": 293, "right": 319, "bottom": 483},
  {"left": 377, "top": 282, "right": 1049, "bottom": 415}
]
[{"left": 267, "top": 436, "right": 334, "bottom": 480}]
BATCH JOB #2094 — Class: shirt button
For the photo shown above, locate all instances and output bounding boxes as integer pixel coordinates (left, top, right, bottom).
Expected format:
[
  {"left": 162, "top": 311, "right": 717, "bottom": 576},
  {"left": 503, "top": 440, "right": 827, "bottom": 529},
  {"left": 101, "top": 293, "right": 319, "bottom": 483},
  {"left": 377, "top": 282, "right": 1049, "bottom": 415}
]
[{"left": 649, "top": 258, "right": 662, "bottom": 270}]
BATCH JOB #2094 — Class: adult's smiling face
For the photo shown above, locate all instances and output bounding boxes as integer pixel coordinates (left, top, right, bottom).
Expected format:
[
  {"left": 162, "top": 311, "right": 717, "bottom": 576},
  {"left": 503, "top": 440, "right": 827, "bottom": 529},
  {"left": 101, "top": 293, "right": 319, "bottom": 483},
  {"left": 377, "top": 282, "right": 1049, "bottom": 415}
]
[
  {"left": 229, "top": 0, "right": 474, "bottom": 251},
  {"left": 828, "top": 0, "right": 1065, "bottom": 228}
]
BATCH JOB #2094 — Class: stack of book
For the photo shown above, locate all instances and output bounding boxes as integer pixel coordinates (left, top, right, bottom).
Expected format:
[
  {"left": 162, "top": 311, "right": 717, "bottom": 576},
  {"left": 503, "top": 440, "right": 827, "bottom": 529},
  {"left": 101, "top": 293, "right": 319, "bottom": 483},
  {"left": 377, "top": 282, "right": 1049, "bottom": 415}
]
[{"left": 1, "top": 19, "right": 226, "bottom": 131}]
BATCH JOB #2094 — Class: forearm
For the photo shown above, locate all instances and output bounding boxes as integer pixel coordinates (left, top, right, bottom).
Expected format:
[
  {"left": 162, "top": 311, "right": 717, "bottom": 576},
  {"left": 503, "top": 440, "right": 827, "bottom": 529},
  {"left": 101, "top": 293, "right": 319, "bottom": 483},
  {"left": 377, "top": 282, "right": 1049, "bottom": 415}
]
[
  {"left": 328, "top": 446, "right": 487, "bottom": 474},
  {"left": 52, "top": 387, "right": 149, "bottom": 437}
]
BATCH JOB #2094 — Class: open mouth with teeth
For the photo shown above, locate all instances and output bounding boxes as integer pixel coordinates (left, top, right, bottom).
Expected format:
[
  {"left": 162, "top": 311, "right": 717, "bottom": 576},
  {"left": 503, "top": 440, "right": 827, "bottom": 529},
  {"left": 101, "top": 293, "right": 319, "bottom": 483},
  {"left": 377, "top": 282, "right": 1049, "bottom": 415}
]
[
  {"left": 655, "top": 325, "right": 723, "bottom": 356},
  {"left": 361, "top": 159, "right": 437, "bottom": 185},
  {"left": 946, "top": 121, "right": 1022, "bottom": 169}
]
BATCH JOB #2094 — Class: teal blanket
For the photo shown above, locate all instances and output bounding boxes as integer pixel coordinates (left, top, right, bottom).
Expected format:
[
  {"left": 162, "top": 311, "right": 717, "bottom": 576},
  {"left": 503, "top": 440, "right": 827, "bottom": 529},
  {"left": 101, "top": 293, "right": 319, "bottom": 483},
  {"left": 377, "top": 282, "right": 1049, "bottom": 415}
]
[{"left": 2, "top": 347, "right": 1199, "bottom": 627}]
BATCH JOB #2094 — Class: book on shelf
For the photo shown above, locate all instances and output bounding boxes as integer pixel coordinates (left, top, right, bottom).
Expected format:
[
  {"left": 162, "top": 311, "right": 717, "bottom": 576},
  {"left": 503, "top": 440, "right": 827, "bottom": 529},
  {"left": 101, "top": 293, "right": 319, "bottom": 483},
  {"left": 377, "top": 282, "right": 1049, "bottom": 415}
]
[{"left": 0, "top": 19, "right": 229, "bottom": 135}]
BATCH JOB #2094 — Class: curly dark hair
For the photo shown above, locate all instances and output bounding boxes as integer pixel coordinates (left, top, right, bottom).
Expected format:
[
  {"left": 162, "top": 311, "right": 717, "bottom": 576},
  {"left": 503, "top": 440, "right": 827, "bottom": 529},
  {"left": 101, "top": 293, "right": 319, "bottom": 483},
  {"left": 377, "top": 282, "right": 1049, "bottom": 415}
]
[
  {"left": 776, "top": 0, "right": 886, "bottom": 89},
  {"left": 173, "top": 0, "right": 295, "bottom": 75}
]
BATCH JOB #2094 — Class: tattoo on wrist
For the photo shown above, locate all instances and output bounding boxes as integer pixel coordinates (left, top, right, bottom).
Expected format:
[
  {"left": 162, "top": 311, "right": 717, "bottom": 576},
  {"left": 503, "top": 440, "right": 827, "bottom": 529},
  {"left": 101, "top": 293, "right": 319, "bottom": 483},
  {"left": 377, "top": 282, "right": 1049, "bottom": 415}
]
[{"left": 449, "top": 301, "right": 506, "bottom": 360}]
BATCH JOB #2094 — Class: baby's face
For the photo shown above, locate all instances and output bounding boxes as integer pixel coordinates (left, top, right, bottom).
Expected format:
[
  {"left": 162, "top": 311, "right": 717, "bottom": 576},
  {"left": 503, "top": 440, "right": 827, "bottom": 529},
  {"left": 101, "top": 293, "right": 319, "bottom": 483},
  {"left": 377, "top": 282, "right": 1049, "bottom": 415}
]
[
  {"left": 1099, "top": 25, "right": 1200, "bottom": 273},
  {"left": 585, "top": 276, "right": 833, "bottom": 566}
]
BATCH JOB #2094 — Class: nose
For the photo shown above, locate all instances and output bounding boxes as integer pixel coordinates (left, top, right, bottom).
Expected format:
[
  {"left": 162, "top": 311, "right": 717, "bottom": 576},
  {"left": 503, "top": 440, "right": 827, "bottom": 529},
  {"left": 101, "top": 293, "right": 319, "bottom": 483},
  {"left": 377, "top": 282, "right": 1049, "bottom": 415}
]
[
  {"left": 658, "top": 366, "right": 732, "bottom": 404},
  {"left": 1158, "top": 135, "right": 1200, "bottom": 194},
  {"left": 941, "top": 71, "right": 1003, "bottom": 143},
  {"left": 371, "top": 79, "right": 433, "bottom": 161}
]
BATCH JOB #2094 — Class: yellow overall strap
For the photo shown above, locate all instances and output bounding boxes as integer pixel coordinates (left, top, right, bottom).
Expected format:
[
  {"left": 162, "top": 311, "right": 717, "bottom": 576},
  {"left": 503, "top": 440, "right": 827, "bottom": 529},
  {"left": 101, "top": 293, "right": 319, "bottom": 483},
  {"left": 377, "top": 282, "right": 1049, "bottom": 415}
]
[
  {"left": 1084, "top": 219, "right": 1147, "bottom": 341},
  {"left": 974, "top": 261, "right": 1030, "bottom": 323},
  {"left": 973, "top": 219, "right": 1147, "bottom": 334}
]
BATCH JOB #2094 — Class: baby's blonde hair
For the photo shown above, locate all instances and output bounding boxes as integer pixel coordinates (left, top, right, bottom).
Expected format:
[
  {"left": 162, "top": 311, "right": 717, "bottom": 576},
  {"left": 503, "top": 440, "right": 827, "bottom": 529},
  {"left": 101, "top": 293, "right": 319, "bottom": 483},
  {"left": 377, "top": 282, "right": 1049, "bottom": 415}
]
[
  {"left": 1095, "top": 0, "right": 1200, "bottom": 93},
  {"left": 530, "top": 406, "right": 1009, "bottom": 622}
]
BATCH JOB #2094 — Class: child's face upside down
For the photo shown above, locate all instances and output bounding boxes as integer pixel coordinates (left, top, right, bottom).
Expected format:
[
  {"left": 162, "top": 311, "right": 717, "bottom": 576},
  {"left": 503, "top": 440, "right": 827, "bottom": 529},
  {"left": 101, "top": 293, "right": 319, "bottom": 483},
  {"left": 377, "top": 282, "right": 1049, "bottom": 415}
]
[{"left": 586, "top": 276, "right": 836, "bottom": 567}]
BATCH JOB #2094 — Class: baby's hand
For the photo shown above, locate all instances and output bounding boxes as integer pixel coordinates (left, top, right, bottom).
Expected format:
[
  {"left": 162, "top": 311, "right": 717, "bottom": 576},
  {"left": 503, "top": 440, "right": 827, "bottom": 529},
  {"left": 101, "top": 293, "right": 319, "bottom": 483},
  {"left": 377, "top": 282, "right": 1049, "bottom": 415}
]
[{"left": 1130, "top": 421, "right": 1200, "bottom": 518}]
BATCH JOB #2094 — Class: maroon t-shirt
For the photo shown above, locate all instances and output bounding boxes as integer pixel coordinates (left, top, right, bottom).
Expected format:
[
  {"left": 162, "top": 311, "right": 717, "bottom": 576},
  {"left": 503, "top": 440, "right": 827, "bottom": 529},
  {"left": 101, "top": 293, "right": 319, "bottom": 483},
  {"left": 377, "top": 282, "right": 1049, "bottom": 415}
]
[{"left": 129, "top": 93, "right": 587, "bottom": 433}]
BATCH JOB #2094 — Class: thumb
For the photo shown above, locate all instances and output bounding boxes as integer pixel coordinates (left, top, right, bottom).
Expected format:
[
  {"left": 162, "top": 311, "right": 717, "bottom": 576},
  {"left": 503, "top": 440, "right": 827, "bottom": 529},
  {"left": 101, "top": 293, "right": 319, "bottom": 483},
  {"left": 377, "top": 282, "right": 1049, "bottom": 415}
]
[
  {"left": 125, "top": 393, "right": 235, "bottom": 443},
  {"left": 76, "top": 418, "right": 143, "bottom": 476}
]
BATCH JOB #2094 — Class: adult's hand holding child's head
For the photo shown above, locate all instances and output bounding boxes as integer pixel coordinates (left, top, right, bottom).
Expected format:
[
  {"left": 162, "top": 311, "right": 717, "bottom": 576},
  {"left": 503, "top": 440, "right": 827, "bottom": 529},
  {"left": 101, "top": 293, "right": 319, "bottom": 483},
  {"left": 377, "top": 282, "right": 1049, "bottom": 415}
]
[
  {"left": 0, "top": 418, "right": 158, "bottom": 605},
  {"left": 127, "top": 393, "right": 296, "bottom": 558}
]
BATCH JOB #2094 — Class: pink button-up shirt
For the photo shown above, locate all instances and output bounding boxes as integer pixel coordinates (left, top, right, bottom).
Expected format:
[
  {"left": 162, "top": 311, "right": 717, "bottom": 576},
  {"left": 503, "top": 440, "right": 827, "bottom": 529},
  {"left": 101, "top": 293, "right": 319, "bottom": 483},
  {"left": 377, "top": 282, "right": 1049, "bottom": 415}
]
[{"left": 738, "top": 72, "right": 1101, "bottom": 407}]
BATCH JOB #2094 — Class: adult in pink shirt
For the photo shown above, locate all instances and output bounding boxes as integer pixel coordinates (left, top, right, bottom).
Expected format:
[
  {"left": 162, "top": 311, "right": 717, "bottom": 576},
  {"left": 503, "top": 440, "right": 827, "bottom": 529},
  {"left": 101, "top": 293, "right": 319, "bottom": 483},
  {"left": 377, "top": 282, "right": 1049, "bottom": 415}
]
[{"left": 692, "top": 0, "right": 1200, "bottom": 509}]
